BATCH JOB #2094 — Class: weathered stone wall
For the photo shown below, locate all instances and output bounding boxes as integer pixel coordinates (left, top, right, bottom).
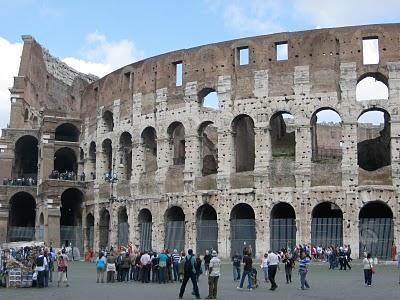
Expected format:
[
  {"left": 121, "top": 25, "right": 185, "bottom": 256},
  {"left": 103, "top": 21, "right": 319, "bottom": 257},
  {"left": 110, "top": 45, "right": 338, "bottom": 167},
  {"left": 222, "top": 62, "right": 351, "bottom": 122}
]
[{"left": 1, "top": 24, "right": 400, "bottom": 259}]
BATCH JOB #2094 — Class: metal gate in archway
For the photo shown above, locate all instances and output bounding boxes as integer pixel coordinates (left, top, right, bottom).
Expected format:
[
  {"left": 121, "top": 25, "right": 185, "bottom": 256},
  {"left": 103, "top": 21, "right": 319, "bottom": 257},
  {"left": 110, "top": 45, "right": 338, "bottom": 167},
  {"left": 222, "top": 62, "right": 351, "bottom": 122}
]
[
  {"left": 270, "top": 218, "right": 296, "bottom": 251},
  {"left": 359, "top": 218, "right": 393, "bottom": 259},
  {"left": 8, "top": 227, "right": 35, "bottom": 242},
  {"left": 60, "top": 226, "right": 83, "bottom": 259},
  {"left": 118, "top": 222, "right": 129, "bottom": 246},
  {"left": 86, "top": 226, "right": 94, "bottom": 249},
  {"left": 311, "top": 217, "right": 343, "bottom": 247},
  {"left": 196, "top": 220, "right": 218, "bottom": 254},
  {"left": 230, "top": 219, "right": 256, "bottom": 257},
  {"left": 165, "top": 221, "right": 185, "bottom": 251},
  {"left": 139, "top": 222, "right": 152, "bottom": 251}
]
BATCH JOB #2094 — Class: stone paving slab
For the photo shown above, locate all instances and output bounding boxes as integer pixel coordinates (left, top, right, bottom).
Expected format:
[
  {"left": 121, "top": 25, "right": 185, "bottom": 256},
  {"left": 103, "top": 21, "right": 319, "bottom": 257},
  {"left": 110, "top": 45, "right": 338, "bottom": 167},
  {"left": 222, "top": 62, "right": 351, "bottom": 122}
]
[{"left": 1, "top": 262, "right": 399, "bottom": 300}]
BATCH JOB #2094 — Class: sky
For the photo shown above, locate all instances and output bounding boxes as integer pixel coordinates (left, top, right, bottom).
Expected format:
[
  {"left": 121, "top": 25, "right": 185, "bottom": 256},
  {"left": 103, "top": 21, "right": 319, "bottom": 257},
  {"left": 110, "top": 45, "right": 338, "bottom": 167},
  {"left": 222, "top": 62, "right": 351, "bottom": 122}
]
[{"left": 0, "top": 0, "right": 399, "bottom": 129}]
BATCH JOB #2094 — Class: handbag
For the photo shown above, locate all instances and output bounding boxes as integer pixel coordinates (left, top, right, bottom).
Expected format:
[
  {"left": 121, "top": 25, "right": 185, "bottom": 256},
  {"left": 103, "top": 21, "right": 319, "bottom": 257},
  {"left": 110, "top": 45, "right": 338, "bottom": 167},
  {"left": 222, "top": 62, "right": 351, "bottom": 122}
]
[{"left": 369, "top": 260, "right": 375, "bottom": 274}]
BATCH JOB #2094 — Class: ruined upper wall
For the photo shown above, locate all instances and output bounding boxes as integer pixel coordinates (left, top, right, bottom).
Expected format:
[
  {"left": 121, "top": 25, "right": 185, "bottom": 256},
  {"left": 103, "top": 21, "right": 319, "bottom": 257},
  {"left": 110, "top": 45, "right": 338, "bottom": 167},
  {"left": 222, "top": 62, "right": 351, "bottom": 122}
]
[{"left": 80, "top": 23, "right": 400, "bottom": 119}]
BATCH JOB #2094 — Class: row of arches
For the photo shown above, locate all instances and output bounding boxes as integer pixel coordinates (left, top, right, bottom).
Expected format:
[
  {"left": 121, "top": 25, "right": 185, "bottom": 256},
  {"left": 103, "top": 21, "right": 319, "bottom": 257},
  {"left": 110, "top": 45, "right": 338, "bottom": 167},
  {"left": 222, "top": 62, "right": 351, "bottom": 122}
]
[{"left": 6, "top": 190, "right": 394, "bottom": 258}]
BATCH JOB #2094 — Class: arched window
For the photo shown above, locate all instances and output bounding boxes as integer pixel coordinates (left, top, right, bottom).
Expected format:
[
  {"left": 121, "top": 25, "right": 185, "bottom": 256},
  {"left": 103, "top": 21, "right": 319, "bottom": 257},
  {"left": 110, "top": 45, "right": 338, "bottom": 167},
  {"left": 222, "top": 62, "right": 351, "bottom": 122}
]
[
  {"left": 270, "top": 202, "right": 296, "bottom": 251},
  {"left": 311, "top": 202, "right": 343, "bottom": 248},
  {"left": 230, "top": 203, "right": 256, "bottom": 257},
  {"left": 167, "top": 122, "right": 185, "bottom": 165},
  {"left": 138, "top": 209, "right": 152, "bottom": 251},
  {"left": 102, "top": 139, "right": 113, "bottom": 174},
  {"left": 270, "top": 112, "right": 295, "bottom": 157},
  {"left": 198, "top": 122, "right": 218, "bottom": 176},
  {"left": 24, "top": 109, "right": 29, "bottom": 122},
  {"left": 356, "top": 73, "right": 388, "bottom": 101},
  {"left": 117, "top": 207, "right": 129, "bottom": 246},
  {"left": 102, "top": 110, "right": 114, "bottom": 132},
  {"left": 164, "top": 206, "right": 185, "bottom": 251},
  {"left": 55, "top": 123, "right": 80, "bottom": 142},
  {"left": 199, "top": 88, "right": 219, "bottom": 110},
  {"left": 8, "top": 192, "right": 36, "bottom": 242},
  {"left": 13, "top": 135, "right": 38, "bottom": 178},
  {"left": 119, "top": 132, "right": 132, "bottom": 180},
  {"left": 196, "top": 204, "right": 218, "bottom": 254},
  {"left": 54, "top": 147, "right": 77, "bottom": 174},
  {"left": 141, "top": 127, "right": 157, "bottom": 172},
  {"left": 60, "top": 188, "right": 83, "bottom": 251},
  {"left": 232, "top": 115, "right": 255, "bottom": 172}
]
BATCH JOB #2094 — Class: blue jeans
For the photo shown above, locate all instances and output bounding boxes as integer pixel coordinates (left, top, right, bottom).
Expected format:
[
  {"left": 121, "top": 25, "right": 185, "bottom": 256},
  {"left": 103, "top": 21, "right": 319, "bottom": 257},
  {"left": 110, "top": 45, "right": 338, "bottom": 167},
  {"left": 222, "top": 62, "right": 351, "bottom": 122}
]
[
  {"left": 239, "top": 270, "right": 252, "bottom": 289},
  {"left": 159, "top": 267, "right": 166, "bottom": 283},
  {"left": 233, "top": 265, "right": 241, "bottom": 280},
  {"left": 299, "top": 270, "right": 310, "bottom": 289},
  {"left": 173, "top": 262, "right": 179, "bottom": 281},
  {"left": 262, "top": 266, "right": 269, "bottom": 281}
]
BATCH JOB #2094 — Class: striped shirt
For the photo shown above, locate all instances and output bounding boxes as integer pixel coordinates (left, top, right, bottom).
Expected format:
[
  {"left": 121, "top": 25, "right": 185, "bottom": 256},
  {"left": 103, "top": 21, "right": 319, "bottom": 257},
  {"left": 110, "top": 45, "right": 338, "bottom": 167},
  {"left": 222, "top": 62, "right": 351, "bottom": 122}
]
[
  {"left": 298, "top": 257, "right": 310, "bottom": 273},
  {"left": 172, "top": 253, "right": 180, "bottom": 263}
]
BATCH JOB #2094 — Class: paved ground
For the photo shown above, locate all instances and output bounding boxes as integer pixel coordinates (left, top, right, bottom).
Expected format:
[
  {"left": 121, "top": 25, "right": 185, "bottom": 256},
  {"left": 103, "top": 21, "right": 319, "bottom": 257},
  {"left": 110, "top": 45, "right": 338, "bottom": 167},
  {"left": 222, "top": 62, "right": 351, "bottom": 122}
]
[{"left": 1, "top": 261, "right": 399, "bottom": 300}]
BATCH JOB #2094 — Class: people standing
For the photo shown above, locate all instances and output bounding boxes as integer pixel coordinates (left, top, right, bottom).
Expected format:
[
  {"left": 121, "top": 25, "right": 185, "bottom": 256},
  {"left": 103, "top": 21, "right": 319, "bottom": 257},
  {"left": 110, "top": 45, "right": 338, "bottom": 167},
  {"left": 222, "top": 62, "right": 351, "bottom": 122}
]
[
  {"left": 298, "top": 251, "right": 311, "bottom": 290},
  {"left": 95, "top": 252, "right": 107, "bottom": 283},
  {"left": 260, "top": 253, "right": 269, "bottom": 283},
  {"left": 172, "top": 249, "right": 180, "bottom": 281},
  {"left": 35, "top": 250, "right": 47, "bottom": 288},
  {"left": 204, "top": 250, "right": 212, "bottom": 275},
  {"left": 363, "top": 253, "right": 374, "bottom": 286},
  {"left": 122, "top": 252, "right": 131, "bottom": 282},
  {"left": 195, "top": 254, "right": 203, "bottom": 282},
  {"left": 232, "top": 251, "right": 242, "bottom": 281},
  {"left": 43, "top": 249, "right": 50, "bottom": 287},
  {"left": 205, "top": 250, "right": 221, "bottom": 299},
  {"left": 178, "top": 249, "right": 200, "bottom": 299},
  {"left": 106, "top": 251, "right": 116, "bottom": 283},
  {"left": 267, "top": 250, "right": 279, "bottom": 290},
  {"left": 140, "top": 251, "right": 151, "bottom": 283},
  {"left": 282, "top": 251, "right": 294, "bottom": 283},
  {"left": 237, "top": 250, "right": 253, "bottom": 291},
  {"left": 56, "top": 251, "right": 68, "bottom": 287},
  {"left": 159, "top": 250, "right": 168, "bottom": 284}
]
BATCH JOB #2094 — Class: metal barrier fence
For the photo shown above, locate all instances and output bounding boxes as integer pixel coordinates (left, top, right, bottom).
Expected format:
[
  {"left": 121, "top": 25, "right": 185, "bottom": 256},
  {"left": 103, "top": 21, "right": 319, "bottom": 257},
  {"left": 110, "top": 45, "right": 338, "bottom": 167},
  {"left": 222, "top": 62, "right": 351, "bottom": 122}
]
[
  {"left": 38, "top": 226, "right": 44, "bottom": 241},
  {"left": 60, "top": 226, "right": 83, "bottom": 259},
  {"left": 270, "top": 218, "right": 296, "bottom": 251},
  {"left": 118, "top": 222, "right": 129, "bottom": 246},
  {"left": 165, "top": 221, "right": 185, "bottom": 251},
  {"left": 86, "top": 226, "right": 94, "bottom": 249},
  {"left": 311, "top": 217, "right": 343, "bottom": 247},
  {"left": 139, "top": 222, "right": 152, "bottom": 251},
  {"left": 99, "top": 225, "right": 109, "bottom": 250},
  {"left": 359, "top": 218, "right": 393, "bottom": 259},
  {"left": 230, "top": 219, "right": 256, "bottom": 257},
  {"left": 8, "top": 226, "right": 35, "bottom": 242},
  {"left": 196, "top": 220, "right": 218, "bottom": 254}
]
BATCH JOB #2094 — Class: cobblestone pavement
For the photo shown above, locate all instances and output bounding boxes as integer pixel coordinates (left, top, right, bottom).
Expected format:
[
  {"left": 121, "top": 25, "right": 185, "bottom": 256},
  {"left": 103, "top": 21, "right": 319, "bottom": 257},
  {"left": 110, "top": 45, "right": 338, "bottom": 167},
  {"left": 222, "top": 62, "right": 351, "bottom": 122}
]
[{"left": 1, "top": 261, "right": 399, "bottom": 300}]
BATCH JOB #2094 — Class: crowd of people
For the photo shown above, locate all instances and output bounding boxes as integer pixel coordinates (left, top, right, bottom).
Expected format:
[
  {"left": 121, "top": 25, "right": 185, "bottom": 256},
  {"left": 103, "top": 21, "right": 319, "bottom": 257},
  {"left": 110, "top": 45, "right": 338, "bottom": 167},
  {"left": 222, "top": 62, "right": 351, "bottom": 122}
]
[
  {"left": 2, "top": 177, "right": 36, "bottom": 186},
  {"left": 48, "top": 170, "right": 95, "bottom": 181}
]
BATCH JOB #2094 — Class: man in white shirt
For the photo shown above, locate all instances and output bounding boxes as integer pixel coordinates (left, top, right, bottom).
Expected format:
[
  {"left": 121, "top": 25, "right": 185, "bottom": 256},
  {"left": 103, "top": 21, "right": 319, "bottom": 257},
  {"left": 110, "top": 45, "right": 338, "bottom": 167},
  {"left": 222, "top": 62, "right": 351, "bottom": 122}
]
[
  {"left": 267, "top": 250, "right": 279, "bottom": 290},
  {"left": 36, "top": 249, "right": 48, "bottom": 288},
  {"left": 140, "top": 251, "right": 151, "bottom": 283},
  {"left": 205, "top": 250, "right": 221, "bottom": 299}
]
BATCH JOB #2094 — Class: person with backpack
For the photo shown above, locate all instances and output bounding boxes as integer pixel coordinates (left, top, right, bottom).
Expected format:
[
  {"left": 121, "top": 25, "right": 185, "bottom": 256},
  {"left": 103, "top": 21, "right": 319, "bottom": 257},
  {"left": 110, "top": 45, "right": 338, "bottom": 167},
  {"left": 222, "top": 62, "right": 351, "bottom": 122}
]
[
  {"left": 57, "top": 251, "right": 68, "bottom": 287},
  {"left": 36, "top": 249, "right": 47, "bottom": 288},
  {"left": 95, "top": 252, "right": 107, "bottom": 283},
  {"left": 179, "top": 249, "right": 200, "bottom": 299}
]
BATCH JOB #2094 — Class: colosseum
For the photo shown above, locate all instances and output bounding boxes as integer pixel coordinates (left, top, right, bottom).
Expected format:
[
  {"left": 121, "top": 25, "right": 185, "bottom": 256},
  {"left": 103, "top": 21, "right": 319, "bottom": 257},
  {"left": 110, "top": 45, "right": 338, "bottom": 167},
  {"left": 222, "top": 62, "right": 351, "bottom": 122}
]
[{"left": 0, "top": 23, "right": 399, "bottom": 259}]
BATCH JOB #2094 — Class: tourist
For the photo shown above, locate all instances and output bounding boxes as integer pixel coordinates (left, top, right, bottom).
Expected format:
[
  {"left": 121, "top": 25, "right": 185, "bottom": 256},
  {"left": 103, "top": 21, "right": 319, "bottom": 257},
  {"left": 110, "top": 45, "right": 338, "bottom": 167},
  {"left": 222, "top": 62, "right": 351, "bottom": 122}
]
[
  {"left": 178, "top": 251, "right": 186, "bottom": 282},
  {"left": 267, "top": 250, "right": 279, "bottom": 290},
  {"left": 48, "top": 247, "right": 55, "bottom": 283},
  {"left": 205, "top": 250, "right": 221, "bottom": 299},
  {"left": 140, "top": 250, "right": 151, "bottom": 283},
  {"left": 116, "top": 251, "right": 124, "bottom": 282},
  {"left": 106, "top": 251, "right": 116, "bottom": 283},
  {"left": 204, "top": 250, "right": 212, "bottom": 275},
  {"left": 95, "top": 252, "right": 107, "bottom": 283},
  {"left": 129, "top": 252, "right": 136, "bottom": 280},
  {"left": 298, "top": 251, "right": 311, "bottom": 290},
  {"left": 172, "top": 249, "right": 180, "bottom": 281},
  {"left": 166, "top": 249, "right": 173, "bottom": 282},
  {"left": 61, "top": 248, "right": 69, "bottom": 278},
  {"left": 232, "top": 251, "right": 242, "bottom": 281},
  {"left": 363, "top": 253, "right": 374, "bottom": 286},
  {"left": 178, "top": 249, "right": 200, "bottom": 299},
  {"left": 57, "top": 251, "right": 68, "bottom": 287},
  {"left": 158, "top": 250, "right": 168, "bottom": 283},
  {"left": 260, "top": 253, "right": 269, "bottom": 283},
  {"left": 282, "top": 251, "right": 295, "bottom": 283},
  {"left": 121, "top": 252, "right": 131, "bottom": 282},
  {"left": 36, "top": 250, "right": 47, "bottom": 288},
  {"left": 43, "top": 249, "right": 50, "bottom": 287},
  {"left": 151, "top": 252, "right": 159, "bottom": 282},
  {"left": 237, "top": 249, "right": 253, "bottom": 291},
  {"left": 195, "top": 253, "right": 203, "bottom": 282}
]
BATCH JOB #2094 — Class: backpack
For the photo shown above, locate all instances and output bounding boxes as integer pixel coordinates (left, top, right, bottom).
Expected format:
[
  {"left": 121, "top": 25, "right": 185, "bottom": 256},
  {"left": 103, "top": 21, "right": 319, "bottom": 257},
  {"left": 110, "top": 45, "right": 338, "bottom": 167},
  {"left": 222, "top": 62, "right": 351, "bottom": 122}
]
[
  {"left": 58, "top": 256, "right": 65, "bottom": 272},
  {"left": 184, "top": 256, "right": 193, "bottom": 275},
  {"left": 36, "top": 256, "right": 44, "bottom": 267},
  {"left": 96, "top": 258, "right": 106, "bottom": 269}
]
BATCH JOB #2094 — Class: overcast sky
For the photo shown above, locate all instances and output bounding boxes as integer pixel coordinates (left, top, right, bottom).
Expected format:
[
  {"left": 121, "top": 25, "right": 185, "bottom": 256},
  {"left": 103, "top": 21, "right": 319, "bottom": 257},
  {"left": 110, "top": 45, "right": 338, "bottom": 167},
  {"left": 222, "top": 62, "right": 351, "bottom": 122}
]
[{"left": 1, "top": 0, "right": 398, "bottom": 129}]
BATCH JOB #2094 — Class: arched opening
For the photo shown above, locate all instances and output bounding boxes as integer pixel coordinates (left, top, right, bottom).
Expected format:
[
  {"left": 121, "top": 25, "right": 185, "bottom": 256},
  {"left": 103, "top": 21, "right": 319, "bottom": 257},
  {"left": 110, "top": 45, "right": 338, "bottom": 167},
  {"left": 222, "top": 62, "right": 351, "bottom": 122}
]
[
  {"left": 311, "top": 202, "right": 343, "bottom": 248},
  {"left": 60, "top": 188, "right": 83, "bottom": 256},
  {"left": 13, "top": 135, "right": 38, "bottom": 179},
  {"left": 141, "top": 127, "right": 158, "bottom": 172},
  {"left": 198, "top": 122, "right": 218, "bottom": 176},
  {"left": 230, "top": 203, "right": 256, "bottom": 257},
  {"left": 168, "top": 122, "right": 185, "bottom": 165},
  {"left": 88, "top": 142, "right": 96, "bottom": 180},
  {"left": 232, "top": 115, "right": 255, "bottom": 172},
  {"left": 199, "top": 88, "right": 219, "bottom": 110},
  {"left": 270, "top": 202, "right": 296, "bottom": 251},
  {"left": 164, "top": 206, "right": 185, "bottom": 251},
  {"left": 102, "top": 139, "right": 113, "bottom": 175},
  {"left": 7, "top": 192, "right": 36, "bottom": 242},
  {"left": 99, "top": 208, "right": 110, "bottom": 250},
  {"left": 102, "top": 110, "right": 114, "bottom": 132},
  {"left": 311, "top": 108, "right": 342, "bottom": 161},
  {"left": 119, "top": 132, "right": 132, "bottom": 180},
  {"left": 359, "top": 201, "right": 394, "bottom": 259},
  {"left": 196, "top": 204, "right": 218, "bottom": 254},
  {"left": 54, "top": 147, "right": 78, "bottom": 175},
  {"left": 356, "top": 73, "right": 388, "bottom": 101},
  {"left": 86, "top": 213, "right": 94, "bottom": 250},
  {"left": 138, "top": 209, "right": 152, "bottom": 251},
  {"left": 270, "top": 112, "right": 295, "bottom": 157},
  {"left": 38, "top": 213, "right": 44, "bottom": 241},
  {"left": 117, "top": 206, "right": 129, "bottom": 246},
  {"left": 357, "top": 109, "right": 390, "bottom": 172},
  {"left": 55, "top": 123, "right": 80, "bottom": 142},
  {"left": 24, "top": 108, "right": 29, "bottom": 122}
]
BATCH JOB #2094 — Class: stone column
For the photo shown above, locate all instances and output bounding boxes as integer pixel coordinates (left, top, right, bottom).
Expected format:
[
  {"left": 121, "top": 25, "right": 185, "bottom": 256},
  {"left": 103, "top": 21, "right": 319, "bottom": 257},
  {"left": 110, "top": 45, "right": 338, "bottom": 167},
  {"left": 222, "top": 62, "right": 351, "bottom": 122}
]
[
  {"left": 294, "top": 124, "right": 312, "bottom": 189},
  {"left": 184, "top": 134, "right": 201, "bottom": 192},
  {"left": 217, "top": 129, "right": 233, "bottom": 190},
  {"left": 217, "top": 217, "right": 230, "bottom": 259},
  {"left": 156, "top": 137, "right": 170, "bottom": 194},
  {"left": 341, "top": 123, "right": 358, "bottom": 188},
  {"left": 0, "top": 209, "right": 8, "bottom": 243},
  {"left": 47, "top": 208, "right": 61, "bottom": 247},
  {"left": 254, "top": 126, "right": 271, "bottom": 189}
]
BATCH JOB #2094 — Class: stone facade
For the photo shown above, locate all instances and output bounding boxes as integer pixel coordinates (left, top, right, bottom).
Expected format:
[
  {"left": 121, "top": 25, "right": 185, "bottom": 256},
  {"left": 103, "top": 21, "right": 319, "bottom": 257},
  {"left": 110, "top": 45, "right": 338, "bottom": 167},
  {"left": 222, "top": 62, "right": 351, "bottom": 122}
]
[{"left": 1, "top": 24, "right": 400, "bottom": 259}]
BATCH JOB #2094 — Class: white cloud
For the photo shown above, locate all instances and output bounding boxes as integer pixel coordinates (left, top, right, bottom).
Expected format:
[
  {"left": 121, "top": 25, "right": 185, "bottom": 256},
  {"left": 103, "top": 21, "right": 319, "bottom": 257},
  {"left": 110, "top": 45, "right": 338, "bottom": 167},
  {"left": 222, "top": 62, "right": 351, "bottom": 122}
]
[
  {"left": 293, "top": 0, "right": 400, "bottom": 28},
  {"left": 0, "top": 37, "right": 23, "bottom": 130}
]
